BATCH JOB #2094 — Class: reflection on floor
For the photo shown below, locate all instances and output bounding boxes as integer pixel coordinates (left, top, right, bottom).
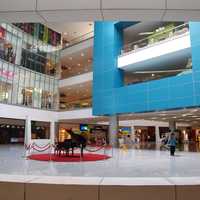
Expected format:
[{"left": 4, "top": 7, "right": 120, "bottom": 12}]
[
  {"left": 131, "top": 142, "right": 200, "bottom": 152},
  {"left": 0, "top": 144, "right": 200, "bottom": 177}
]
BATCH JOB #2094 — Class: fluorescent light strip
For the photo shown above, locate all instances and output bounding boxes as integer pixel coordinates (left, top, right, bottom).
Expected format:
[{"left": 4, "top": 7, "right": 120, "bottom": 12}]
[{"left": 118, "top": 33, "right": 191, "bottom": 68}]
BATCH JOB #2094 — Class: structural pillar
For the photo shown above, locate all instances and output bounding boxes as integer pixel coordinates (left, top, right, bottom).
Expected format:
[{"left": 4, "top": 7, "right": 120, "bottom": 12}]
[
  {"left": 169, "top": 121, "right": 176, "bottom": 132},
  {"left": 155, "top": 126, "right": 160, "bottom": 144},
  {"left": 109, "top": 115, "right": 119, "bottom": 147},
  {"left": 131, "top": 125, "right": 136, "bottom": 143},
  {"left": 25, "top": 116, "right": 31, "bottom": 145},
  {"left": 50, "top": 121, "right": 56, "bottom": 145}
]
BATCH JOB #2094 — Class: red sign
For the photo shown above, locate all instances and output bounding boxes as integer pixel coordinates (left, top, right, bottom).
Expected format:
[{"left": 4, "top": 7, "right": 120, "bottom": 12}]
[
  {"left": 0, "top": 69, "right": 14, "bottom": 80},
  {"left": 0, "top": 27, "right": 5, "bottom": 39}
]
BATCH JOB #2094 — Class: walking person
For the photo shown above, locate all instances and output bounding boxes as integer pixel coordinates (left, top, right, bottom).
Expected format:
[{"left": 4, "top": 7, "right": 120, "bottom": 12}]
[{"left": 168, "top": 133, "right": 177, "bottom": 156}]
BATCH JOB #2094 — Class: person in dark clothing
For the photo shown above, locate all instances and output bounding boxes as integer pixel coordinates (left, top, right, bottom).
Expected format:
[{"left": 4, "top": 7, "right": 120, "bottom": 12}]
[{"left": 168, "top": 133, "right": 177, "bottom": 156}]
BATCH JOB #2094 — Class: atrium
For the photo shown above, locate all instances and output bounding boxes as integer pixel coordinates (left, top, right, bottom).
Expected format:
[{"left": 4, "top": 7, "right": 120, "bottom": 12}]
[{"left": 1, "top": 0, "right": 200, "bottom": 200}]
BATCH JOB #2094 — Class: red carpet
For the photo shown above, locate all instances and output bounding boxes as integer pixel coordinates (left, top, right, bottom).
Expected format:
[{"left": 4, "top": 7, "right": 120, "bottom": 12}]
[{"left": 28, "top": 153, "right": 111, "bottom": 162}]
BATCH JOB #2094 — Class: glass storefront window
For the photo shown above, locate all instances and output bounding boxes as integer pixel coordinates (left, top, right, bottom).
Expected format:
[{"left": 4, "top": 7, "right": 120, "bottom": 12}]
[
  {"left": 31, "top": 121, "right": 50, "bottom": 139},
  {"left": 0, "top": 23, "right": 60, "bottom": 110}
]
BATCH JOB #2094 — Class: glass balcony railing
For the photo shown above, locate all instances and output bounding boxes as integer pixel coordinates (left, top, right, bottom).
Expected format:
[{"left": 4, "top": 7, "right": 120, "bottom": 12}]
[
  {"left": 0, "top": 58, "right": 59, "bottom": 110},
  {"left": 121, "top": 23, "right": 189, "bottom": 55},
  {"left": 0, "top": 23, "right": 61, "bottom": 77}
]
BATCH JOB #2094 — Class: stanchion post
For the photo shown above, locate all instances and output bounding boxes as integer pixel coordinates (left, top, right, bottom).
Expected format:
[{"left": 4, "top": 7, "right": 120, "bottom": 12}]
[
  {"left": 49, "top": 144, "right": 52, "bottom": 162},
  {"left": 112, "top": 144, "right": 114, "bottom": 157}
]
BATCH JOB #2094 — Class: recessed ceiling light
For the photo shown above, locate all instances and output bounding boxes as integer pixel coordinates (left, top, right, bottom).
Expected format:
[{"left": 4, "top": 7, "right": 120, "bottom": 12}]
[
  {"left": 81, "top": 53, "right": 84, "bottom": 57},
  {"left": 77, "top": 63, "right": 81, "bottom": 66},
  {"left": 160, "top": 113, "right": 166, "bottom": 116},
  {"left": 151, "top": 74, "right": 155, "bottom": 77},
  {"left": 192, "top": 109, "right": 199, "bottom": 112}
]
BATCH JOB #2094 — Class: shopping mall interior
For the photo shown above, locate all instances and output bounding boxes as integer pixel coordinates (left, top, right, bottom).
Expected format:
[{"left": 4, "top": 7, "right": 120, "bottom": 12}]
[{"left": 1, "top": 1, "right": 200, "bottom": 200}]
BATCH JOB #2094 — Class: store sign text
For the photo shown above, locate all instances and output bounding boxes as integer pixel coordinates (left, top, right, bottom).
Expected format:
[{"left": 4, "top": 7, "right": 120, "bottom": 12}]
[{"left": 0, "top": 69, "right": 14, "bottom": 80}]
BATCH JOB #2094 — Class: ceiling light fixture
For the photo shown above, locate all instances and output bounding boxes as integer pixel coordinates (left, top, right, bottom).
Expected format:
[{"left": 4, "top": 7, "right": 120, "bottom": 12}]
[
  {"left": 81, "top": 53, "right": 84, "bottom": 57},
  {"left": 139, "top": 32, "right": 154, "bottom": 36}
]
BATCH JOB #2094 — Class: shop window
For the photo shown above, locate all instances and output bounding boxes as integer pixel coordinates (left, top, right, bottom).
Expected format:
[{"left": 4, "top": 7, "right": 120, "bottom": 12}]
[{"left": 31, "top": 121, "right": 50, "bottom": 139}]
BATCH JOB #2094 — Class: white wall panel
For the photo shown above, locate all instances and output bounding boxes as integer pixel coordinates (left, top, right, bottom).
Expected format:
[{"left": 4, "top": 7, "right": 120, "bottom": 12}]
[
  {"left": 167, "top": 0, "right": 200, "bottom": 9},
  {"left": 0, "top": 103, "right": 57, "bottom": 122},
  {"left": 37, "top": 0, "right": 100, "bottom": 10},
  {"left": 0, "top": 12, "right": 44, "bottom": 23},
  {"left": 103, "top": 10, "right": 164, "bottom": 21},
  {"left": 102, "top": 0, "right": 165, "bottom": 9},
  {"left": 163, "top": 10, "right": 200, "bottom": 21},
  {"left": 0, "top": 0, "right": 36, "bottom": 12},
  {"left": 39, "top": 10, "right": 102, "bottom": 22},
  {"left": 58, "top": 108, "right": 95, "bottom": 120}
]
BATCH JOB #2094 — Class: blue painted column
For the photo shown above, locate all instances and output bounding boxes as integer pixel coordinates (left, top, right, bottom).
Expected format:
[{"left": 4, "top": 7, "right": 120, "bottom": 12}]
[
  {"left": 93, "top": 22, "right": 123, "bottom": 116},
  {"left": 93, "top": 22, "right": 125, "bottom": 146}
]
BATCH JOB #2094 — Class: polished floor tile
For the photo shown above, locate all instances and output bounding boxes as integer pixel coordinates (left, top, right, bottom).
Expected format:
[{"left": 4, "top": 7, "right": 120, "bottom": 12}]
[{"left": 0, "top": 144, "right": 200, "bottom": 177}]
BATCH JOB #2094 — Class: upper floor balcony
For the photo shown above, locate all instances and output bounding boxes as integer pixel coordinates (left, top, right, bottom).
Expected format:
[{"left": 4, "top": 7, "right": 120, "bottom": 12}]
[{"left": 118, "top": 23, "right": 191, "bottom": 73}]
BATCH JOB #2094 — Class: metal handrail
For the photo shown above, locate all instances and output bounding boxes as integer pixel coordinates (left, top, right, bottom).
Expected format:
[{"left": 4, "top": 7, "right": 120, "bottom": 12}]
[{"left": 122, "top": 23, "right": 189, "bottom": 55}]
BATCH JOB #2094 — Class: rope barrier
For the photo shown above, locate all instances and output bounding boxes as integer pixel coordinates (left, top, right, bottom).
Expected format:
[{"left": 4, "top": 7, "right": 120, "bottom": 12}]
[
  {"left": 85, "top": 145, "right": 105, "bottom": 152},
  {"left": 32, "top": 142, "right": 51, "bottom": 149},
  {"left": 32, "top": 145, "right": 51, "bottom": 152},
  {"left": 25, "top": 142, "right": 113, "bottom": 157}
]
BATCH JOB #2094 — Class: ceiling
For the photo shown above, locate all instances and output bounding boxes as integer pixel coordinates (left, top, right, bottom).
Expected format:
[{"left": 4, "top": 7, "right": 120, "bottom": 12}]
[
  {"left": 1, "top": 0, "right": 200, "bottom": 22},
  {"left": 61, "top": 47, "right": 93, "bottom": 79},
  {"left": 60, "top": 81, "right": 92, "bottom": 104},
  {"left": 124, "top": 22, "right": 165, "bottom": 45},
  {"left": 45, "top": 22, "right": 94, "bottom": 42},
  {"left": 58, "top": 107, "right": 200, "bottom": 127}
]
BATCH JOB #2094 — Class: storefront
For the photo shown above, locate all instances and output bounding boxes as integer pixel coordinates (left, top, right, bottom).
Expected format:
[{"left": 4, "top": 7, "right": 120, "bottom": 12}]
[
  {"left": 134, "top": 126, "right": 156, "bottom": 143},
  {"left": 0, "top": 23, "right": 60, "bottom": 110},
  {"left": 58, "top": 123, "right": 109, "bottom": 145},
  {"left": 0, "top": 118, "right": 25, "bottom": 144}
]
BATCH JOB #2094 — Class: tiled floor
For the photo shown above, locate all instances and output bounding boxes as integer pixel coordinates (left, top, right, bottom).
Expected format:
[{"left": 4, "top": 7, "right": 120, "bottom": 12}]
[{"left": 0, "top": 144, "right": 200, "bottom": 177}]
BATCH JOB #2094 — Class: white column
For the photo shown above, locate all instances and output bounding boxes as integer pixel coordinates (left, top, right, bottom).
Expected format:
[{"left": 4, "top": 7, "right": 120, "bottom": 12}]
[
  {"left": 131, "top": 126, "right": 136, "bottom": 143},
  {"left": 25, "top": 116, "right": 31, "bottom": 145},
  {"left": 109, "top": 115, "right": 118, "bottom": 147},
  {"left": 169, "top": 121, "right": 176, "bottom": 132},
  {"left": 50, "top": 121, "right": 56, "bottom": 145},
  {"left": 155, "top": 126, "right": 160, "bottom": 144}
]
